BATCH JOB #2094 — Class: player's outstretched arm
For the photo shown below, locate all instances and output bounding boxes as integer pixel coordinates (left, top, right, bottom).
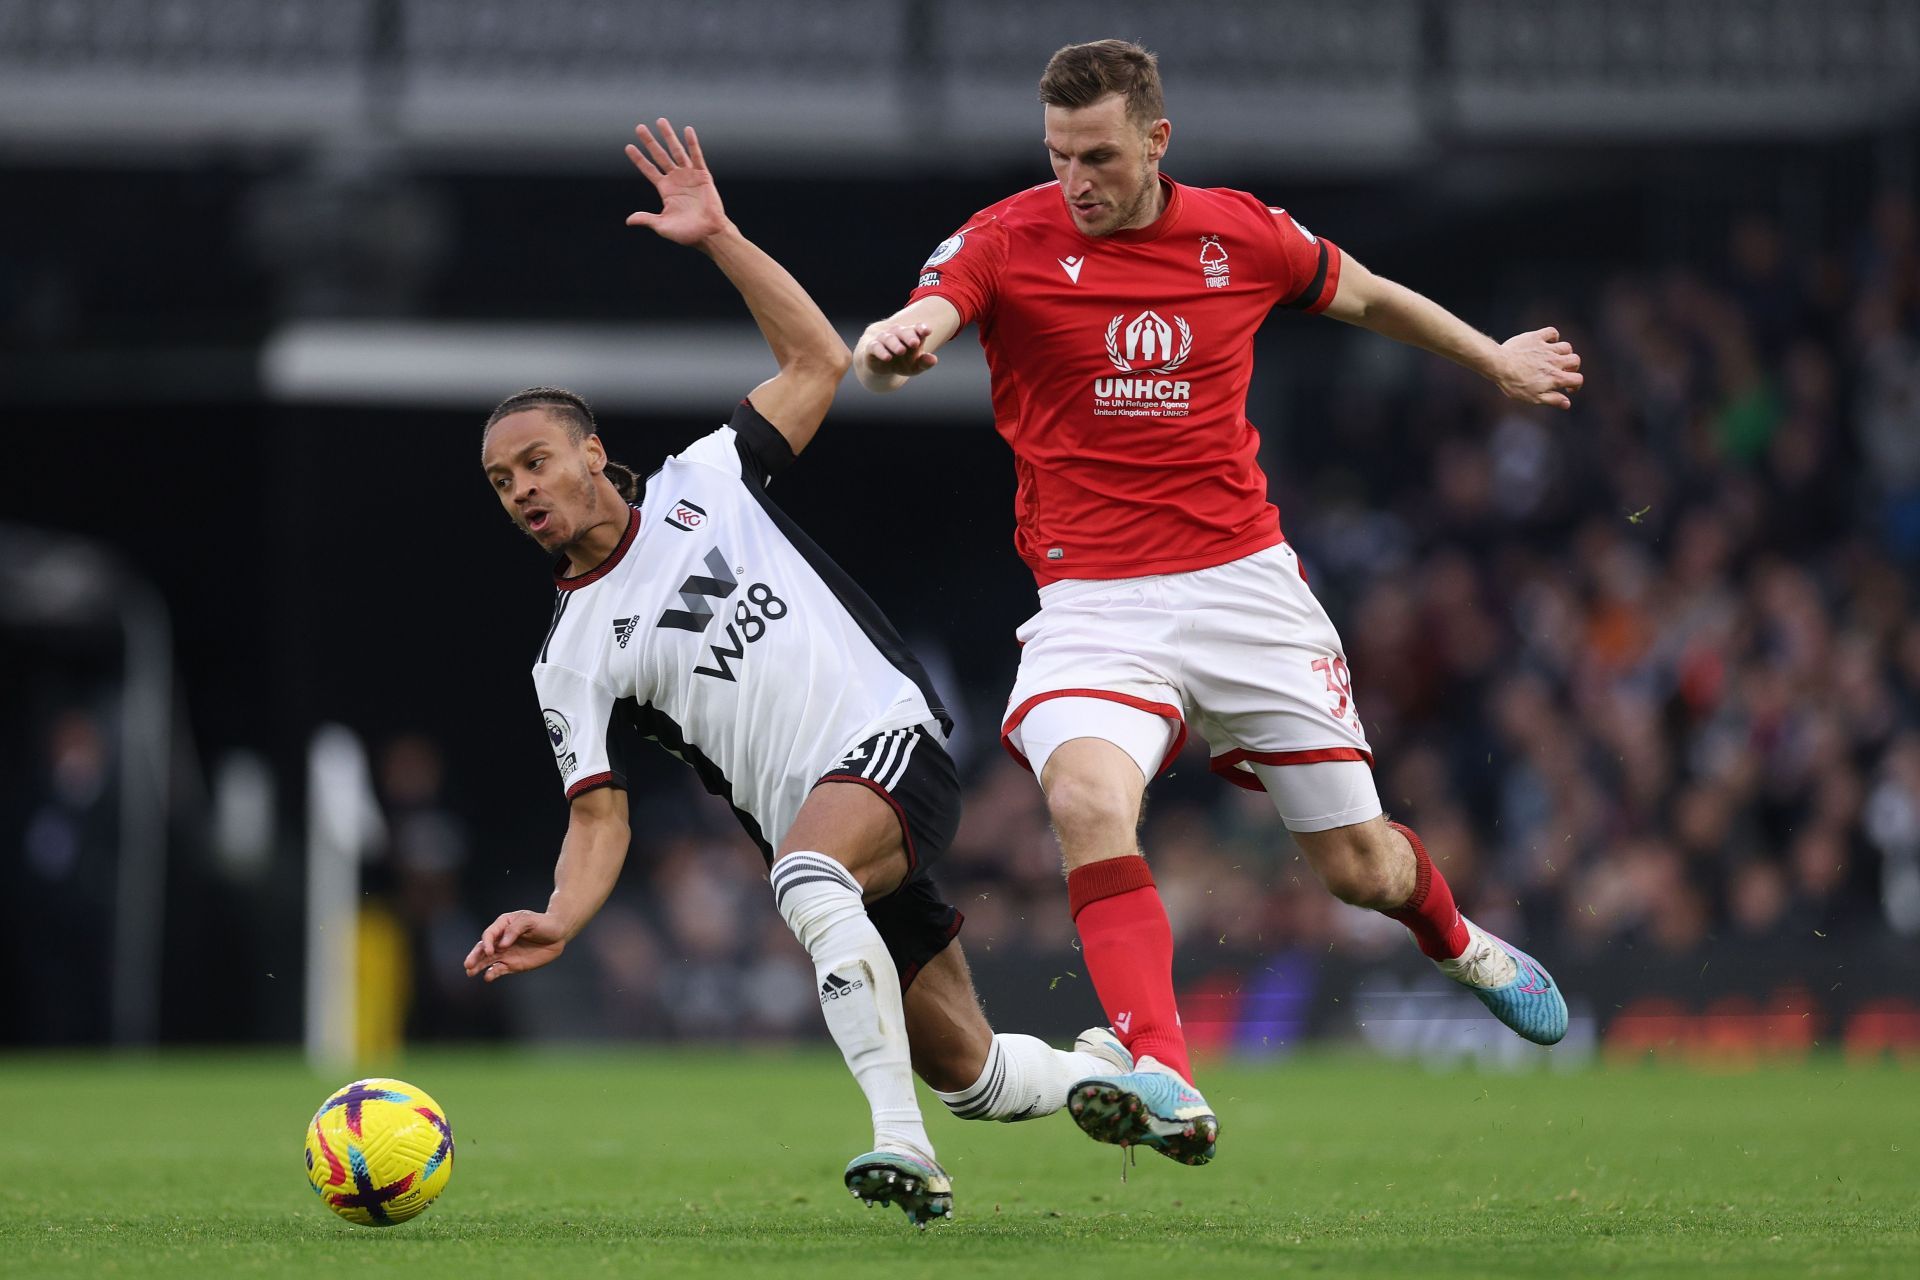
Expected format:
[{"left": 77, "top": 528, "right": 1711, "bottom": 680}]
[
  {"left": 1320, "top": 257, "right": 1584, "bottom": 410},
  {"left": 624, "top": 118, "right": 849, "bottom": 456},
  {"left": 462, "top": 785, "right": 631, "bottom": 983},
  {"left": 854, "top": 296, "right": 963, "bottom": 393}
]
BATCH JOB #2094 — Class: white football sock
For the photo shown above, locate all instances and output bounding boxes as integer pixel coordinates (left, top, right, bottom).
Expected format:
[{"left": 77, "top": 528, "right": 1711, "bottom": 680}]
[
  {"left": 771, "top": 851, "right": 933, "bottom": 1161},
  {"left": 934, "top": 1033, "right": 1117, "bottom": 1123}
]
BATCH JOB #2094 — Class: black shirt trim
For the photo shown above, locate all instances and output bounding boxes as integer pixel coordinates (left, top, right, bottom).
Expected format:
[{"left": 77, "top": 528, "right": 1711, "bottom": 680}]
[
  {"left": 628, "top": 700, "right": 773, "bottom": 862},
  {"left": 730, "top": 398, "right": 798, "bottom": 486}
]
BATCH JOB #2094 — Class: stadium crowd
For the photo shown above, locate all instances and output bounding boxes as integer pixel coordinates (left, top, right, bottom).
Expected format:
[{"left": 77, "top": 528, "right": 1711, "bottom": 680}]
[{"left": 384, "top": 187, "right": 1920, "bottom": 1040}]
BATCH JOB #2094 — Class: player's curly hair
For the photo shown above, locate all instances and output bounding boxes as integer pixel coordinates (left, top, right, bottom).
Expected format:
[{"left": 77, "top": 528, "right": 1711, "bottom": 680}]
[
  {"left": 1038, "top": 39, "right": 1164, "bottom": 130},
  {"left": 483, "top": 386, "right": 640, "bottom": 503}
]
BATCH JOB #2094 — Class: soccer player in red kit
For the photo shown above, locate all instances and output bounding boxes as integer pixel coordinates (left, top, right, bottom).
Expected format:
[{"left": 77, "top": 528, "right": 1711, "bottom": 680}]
[{"left": 854, "top": 41, "right": 1582, "bottom": 1166}]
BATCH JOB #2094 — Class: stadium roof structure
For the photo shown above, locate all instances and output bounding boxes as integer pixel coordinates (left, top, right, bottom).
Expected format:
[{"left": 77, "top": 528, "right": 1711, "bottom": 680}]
[{"left": 1, "top": 0, "right": 1914, "bottom": 175}]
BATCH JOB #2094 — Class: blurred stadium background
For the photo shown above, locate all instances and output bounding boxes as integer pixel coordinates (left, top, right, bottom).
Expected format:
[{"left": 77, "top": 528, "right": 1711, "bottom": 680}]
[{"left": 5, "top": 0, "right": 1920, "bottom": 1079}]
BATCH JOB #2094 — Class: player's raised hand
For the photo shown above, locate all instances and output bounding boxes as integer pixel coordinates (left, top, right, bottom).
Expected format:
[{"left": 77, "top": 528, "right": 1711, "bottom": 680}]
[
  {"left": 463, "top": 909, "right": 567, "bottom": 982},
  {"left": 860, "top": 322, "right": 940, "bottom": 379},
  {"left": 1495, "top": 327, "right": 1584, "bottom": 410},
  {"left": 624, "top": 118, "right": 730, "bottom": 247}
]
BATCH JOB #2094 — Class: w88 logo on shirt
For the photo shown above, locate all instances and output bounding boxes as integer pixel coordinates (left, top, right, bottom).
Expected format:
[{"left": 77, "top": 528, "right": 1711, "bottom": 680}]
[
  {"left": 652, "top": 546, "right": 790, "bottom": 682},
  {"left": 698, "top": 583, "right": 789, "bottom": 680},
  {"left": 728, "top": 583, "right": 788, "bottom": 639}
]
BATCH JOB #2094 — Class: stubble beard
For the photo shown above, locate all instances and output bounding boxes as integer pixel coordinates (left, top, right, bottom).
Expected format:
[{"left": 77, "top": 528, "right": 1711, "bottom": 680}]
[{"left": 1089, "top": 160, "right": 1159, "bottom": 237}]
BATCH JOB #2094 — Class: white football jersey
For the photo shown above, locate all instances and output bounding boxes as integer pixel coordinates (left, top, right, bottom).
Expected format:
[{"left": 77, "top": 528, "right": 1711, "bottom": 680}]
[{"left": 532, "top": 403, "right": 950, "bottom": 854}]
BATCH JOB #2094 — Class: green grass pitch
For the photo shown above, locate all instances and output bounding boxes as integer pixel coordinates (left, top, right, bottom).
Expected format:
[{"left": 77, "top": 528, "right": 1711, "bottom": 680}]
[{"left": 2, "top": 1049, "right": 1913, "bottom": 1278}]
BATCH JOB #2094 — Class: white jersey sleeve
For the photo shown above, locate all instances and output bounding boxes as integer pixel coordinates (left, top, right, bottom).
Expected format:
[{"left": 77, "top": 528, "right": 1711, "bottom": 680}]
[
  {"left": 533, "top": 662, "right": 625, "bottom": 799},
  {"left": 670, "top": 399, "right": 798, "bottom": 488}
]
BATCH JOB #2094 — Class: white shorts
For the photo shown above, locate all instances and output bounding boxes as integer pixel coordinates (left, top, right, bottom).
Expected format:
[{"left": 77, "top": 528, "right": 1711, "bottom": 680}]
[{"left": 1000, "top": 542, "right": 1381, "bottom": 831}]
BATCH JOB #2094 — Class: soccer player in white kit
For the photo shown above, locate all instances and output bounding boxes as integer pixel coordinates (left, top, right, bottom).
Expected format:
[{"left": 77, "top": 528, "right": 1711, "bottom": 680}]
[{"left": 464, "top": 120, "right": 1127, "bottom": 1227}]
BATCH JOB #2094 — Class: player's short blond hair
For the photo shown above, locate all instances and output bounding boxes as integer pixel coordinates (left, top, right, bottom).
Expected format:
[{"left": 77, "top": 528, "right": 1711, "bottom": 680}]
[{"left": 1038, "top": 39, "right": 1164, "bottom": 131}]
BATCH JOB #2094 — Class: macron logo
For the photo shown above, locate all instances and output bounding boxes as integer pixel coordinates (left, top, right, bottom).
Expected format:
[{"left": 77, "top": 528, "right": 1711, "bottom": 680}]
[
  {"left": 1114, "top": 1011, "right": 1132, "bottom": 1035},
  {"left": 1059, "top": 255, "right": 1085, "bottom": 284}
]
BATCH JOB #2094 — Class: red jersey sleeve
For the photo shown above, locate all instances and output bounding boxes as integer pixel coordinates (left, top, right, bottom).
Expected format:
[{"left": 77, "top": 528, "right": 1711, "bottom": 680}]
[
  {"left": 905, "top": 215, "right": 1007, "bottom": 328},
  {"left": 1265, "top": 206, "right": 1343, "bottom": 315}
]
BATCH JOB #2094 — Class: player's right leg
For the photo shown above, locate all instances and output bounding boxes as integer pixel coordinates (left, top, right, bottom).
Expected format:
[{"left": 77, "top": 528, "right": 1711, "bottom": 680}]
[
  {"left": 842, "top": 871, "right": 1135, "bottom": 1217},
  {"left": 1005, "top": 699, "right": 1219, "bottom": 1166},
  {"left": 771, "top": 779, "right": 947, "bottom": 1224},
  {"left": 785, "top": 722, "right": 1134, "bottom": 1222}
]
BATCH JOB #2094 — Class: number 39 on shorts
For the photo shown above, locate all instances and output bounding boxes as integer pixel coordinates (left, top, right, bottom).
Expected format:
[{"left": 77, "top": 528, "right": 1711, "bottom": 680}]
[{"left": 1312, "top": 656, "right": 1362, "bottom": 730}]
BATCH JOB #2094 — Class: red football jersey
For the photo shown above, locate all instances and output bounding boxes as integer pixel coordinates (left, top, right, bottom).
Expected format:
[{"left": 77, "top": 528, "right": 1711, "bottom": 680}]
[{"left": 908, "top": 176, "right": 1341, "bottom": 583}]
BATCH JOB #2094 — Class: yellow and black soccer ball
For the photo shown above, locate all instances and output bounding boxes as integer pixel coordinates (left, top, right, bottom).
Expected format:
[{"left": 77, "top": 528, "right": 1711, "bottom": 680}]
[{"left": 304, "top": 1077, "right": 454, "bottom": 1226}]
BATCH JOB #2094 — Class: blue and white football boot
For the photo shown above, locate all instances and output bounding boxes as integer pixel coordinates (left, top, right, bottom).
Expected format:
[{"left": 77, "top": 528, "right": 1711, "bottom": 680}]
[
  {"left": 1072, "top": 1026, "right": 1134, "bottom": 1076},
  {"left": 843, "top": 1149, "right": 952, "bottom": 1228},
  {"left": 1067, "top": 1053, "right": 1219, "bottom": 1166},
  {"left": 1439, "top": 918, "right": 1568, "bottom": 1046}
]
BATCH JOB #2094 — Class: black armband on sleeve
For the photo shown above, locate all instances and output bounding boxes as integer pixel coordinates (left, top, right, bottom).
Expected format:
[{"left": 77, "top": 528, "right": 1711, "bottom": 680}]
[
  {"left": 730, "top": 399, "right": 798, "bottom": 486},
  {"left": 1281, "top": 240, "right": 1331, "bottom": 311}
]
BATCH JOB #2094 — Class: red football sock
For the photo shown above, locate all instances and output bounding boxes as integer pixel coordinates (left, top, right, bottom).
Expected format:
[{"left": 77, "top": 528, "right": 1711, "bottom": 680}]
[
  {"left": 1067, "top": 856, "right": 1193, "bottom": 1085},
  {"left": 1381, "top": 821, "right": 1471, "bottom": 960}
]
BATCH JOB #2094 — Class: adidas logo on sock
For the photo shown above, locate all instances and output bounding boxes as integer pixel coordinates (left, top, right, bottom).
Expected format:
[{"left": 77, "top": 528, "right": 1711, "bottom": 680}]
[{"left": 819, "top": 971, "right": 866, "bottom": 1003}]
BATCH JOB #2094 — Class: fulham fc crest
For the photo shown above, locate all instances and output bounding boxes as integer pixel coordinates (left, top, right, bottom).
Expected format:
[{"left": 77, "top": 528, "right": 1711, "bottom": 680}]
[{"left": 665, "top": 499, "right": 707, "bottom": 532}]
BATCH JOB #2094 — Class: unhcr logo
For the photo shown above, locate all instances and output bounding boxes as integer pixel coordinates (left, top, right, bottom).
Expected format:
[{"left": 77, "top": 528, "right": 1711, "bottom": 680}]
[{"left": 1104, "top": 309, "right": 1192, "bottom": 374}]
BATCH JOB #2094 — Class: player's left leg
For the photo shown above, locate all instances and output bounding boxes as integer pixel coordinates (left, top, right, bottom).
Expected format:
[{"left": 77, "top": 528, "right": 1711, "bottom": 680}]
[
  {"left": 1281, "top": 805, "right": 1567, "bottom": 1045},
  {"left": 887, "top": 923, "right": 1133, "bottom": 1120},
  {"left": 1184, "top": 541, "right": 1566, "bottom": 1045}
]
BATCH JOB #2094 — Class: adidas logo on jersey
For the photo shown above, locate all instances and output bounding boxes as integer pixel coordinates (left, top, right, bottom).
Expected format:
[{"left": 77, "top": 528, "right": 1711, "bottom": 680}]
[
  {"left": 819, "top": 971, "right": 866, "bottom": 1003},
  {"left": 611, "top": 616, "right": 638, "bottom": 649}
]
